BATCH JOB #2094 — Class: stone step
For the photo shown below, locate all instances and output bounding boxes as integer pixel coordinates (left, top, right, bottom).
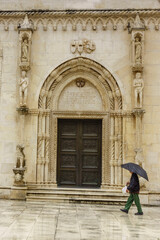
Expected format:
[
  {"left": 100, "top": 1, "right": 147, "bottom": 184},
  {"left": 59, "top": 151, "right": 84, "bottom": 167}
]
[
  {"left": 26, "top": 195, "right": 127, "bottom": 204},
  {"left": 26, "top": 187, "right": 128, "bottom": 204},
  {"left": 27, "top": 191, "right": 127, "bottom": 198}
]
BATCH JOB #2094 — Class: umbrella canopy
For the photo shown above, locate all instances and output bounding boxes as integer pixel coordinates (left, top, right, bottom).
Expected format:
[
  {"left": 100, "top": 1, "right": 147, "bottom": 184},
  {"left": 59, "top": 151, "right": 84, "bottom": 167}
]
[{"left": 121, "top": 162, "right": 149, "bottom": 181}]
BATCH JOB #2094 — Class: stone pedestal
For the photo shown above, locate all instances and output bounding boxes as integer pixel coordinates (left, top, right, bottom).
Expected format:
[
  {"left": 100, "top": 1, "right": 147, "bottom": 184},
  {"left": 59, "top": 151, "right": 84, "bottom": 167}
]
[{"left": 10, "top": 186, "right": 27, "bottom": 200}]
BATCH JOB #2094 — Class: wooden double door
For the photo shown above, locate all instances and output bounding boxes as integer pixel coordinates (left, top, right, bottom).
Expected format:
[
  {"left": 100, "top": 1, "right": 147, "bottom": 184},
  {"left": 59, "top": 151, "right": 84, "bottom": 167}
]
[{"left": 57, "top": 119, "right": 102, "bottom": 187}]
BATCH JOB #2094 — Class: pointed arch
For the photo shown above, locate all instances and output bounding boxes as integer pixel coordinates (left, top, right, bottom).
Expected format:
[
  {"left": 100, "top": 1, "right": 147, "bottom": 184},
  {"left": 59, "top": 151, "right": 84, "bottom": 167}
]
[{"left": 38, "top": 57, "right": 122, "bottom": 111}]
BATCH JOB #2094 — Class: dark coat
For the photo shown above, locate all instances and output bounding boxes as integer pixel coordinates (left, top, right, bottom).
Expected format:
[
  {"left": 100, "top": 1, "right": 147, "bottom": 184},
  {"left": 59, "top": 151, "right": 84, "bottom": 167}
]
[{"left": 127, "top": 173, "right": 140, "bottom": 193}]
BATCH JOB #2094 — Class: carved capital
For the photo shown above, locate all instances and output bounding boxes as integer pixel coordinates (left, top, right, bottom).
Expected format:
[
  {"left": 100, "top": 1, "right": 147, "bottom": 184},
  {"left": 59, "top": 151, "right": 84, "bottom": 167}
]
[
  {"left": 13, "top": 168, "right": 25, "bottom": 186},
  {"left": 16, "top": 106, "right": 29, "bottom": 115},
  {"left": 132, "top": 109, "right": 145, "bottom": 117}
]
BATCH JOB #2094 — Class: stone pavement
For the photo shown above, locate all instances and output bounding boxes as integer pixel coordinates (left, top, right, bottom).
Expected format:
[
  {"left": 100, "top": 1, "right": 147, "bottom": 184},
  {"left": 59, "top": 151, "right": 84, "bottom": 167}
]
[{"left": 0, "top": 200, "right": 160, "bottom": 240}]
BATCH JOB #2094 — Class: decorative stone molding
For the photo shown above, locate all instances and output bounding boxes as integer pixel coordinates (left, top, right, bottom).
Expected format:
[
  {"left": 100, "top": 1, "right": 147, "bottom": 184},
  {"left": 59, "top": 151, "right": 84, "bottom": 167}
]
[
  {"left": 16, "top": 106, "right": 29, "bottom": 115},
  {"left": 0, "top": 10, "right": 160, "bottom": 32},
  {"left": 71, "top": 39, "right": 96, "bottom": 54},
  {"left": 132, "top": 108, "right": 145, "bottom": 117}
]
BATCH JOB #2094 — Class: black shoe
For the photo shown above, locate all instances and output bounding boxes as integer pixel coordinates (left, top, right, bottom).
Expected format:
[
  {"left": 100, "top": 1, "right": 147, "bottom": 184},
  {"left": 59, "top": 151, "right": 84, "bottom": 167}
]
[
  {"left": 135, "top": 212, "right": 143, "bottom": 215},
  {"left": 120, "top": 209, "right": 128, "bottom": 214}
]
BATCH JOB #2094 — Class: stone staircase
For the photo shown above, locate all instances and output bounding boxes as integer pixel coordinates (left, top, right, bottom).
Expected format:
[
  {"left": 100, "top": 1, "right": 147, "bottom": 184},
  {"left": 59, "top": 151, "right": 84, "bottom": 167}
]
[{"left": 26, "top": 185, "right": 129, "bottom": 204}]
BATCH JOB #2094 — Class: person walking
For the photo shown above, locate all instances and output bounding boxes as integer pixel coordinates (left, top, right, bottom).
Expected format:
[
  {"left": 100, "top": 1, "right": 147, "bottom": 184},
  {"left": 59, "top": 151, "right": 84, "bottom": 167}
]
[{"left": 120, "top": 171, "right": 143, "bottom": 215}]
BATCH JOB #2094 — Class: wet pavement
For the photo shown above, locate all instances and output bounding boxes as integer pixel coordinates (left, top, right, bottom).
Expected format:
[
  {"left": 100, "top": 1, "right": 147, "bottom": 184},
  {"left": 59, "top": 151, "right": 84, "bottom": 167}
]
[{"left": 0, "top": 199, "right": 160, "bottom": 240}]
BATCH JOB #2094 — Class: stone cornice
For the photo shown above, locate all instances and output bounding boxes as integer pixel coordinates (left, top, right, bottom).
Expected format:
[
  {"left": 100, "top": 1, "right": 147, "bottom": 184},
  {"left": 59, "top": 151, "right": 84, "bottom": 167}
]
[
  {"left": 0, "top": 9, "right": 160, "bottom": 17},
  {"left": 0, "top": 9, "right": 160, "bottom": 31}
]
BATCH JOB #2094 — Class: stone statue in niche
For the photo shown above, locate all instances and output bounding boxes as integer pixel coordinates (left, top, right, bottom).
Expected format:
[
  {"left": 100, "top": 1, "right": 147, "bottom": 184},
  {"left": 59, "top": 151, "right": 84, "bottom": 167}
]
[
  {"left": 133, "top": 72, "right": 144, "bottom": 108},
  {"left": 135, "top": 36, "right": 142, "bottom": 64},
  {"left": 21, "top": 38, "right": 29, "bottom": 62},
  {"left": 19, "top": 70, "right": 29, "bottom": 106}
]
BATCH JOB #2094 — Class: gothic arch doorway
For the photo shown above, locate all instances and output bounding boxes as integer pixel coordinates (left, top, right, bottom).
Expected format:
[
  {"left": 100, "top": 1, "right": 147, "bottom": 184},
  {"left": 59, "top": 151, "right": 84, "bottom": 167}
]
[{"left": 37, "top": 57, "right": 123, "bottom": 188}]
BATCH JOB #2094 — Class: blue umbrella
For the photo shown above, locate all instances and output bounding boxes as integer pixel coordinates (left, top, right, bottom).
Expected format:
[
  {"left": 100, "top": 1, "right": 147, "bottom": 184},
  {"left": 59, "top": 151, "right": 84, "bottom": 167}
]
[{"left": 121, "top": 162, "right": 149, "bottom": 181}]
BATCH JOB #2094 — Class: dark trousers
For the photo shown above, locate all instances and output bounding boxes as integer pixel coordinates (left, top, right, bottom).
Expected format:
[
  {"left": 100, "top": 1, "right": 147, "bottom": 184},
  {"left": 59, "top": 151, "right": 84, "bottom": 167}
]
[{"left": 125, "top": 193, "right": 143, "bottom": 213}]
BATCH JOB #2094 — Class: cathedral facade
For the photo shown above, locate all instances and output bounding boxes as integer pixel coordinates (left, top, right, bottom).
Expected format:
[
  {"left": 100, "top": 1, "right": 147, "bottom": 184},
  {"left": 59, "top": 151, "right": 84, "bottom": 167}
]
[{"left": 0, "top": 0, "right": 160, "bottom": 205}]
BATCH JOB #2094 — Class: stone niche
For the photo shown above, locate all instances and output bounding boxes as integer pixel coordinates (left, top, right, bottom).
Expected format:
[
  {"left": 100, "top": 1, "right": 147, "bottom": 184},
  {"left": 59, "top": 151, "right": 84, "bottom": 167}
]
[{"left": 57, "top": 79, "right": 104, "bottom": 111}]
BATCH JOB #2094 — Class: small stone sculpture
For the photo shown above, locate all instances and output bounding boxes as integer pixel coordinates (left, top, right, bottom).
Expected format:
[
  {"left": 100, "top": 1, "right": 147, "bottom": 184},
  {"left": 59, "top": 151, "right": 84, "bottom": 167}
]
[
  {"left": 21, "top": 38, "right": 29, "bottom": 62},
  {"left": 135, "top": 37, "right": 142, "bottom": 64},
  {"left": 13, "top": 145, "right": 26, "bottom": 185},
  {"left": 19, "top": 70, "right": 29, "bottom": 106},
  {"left": 133, "top": 72, "right": 144, "bottom": 108}
]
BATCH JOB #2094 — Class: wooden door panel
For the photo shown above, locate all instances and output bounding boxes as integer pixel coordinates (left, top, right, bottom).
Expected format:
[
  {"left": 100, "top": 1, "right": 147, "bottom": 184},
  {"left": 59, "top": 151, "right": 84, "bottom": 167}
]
[
  {"left": 82, "top": 155, "right": 98, "bottom": 169},
  {"left": 57, "top": 119, "right": 102, "bottom": 187},
  {"left": 60, "top": 170, "right": 76, "bottom": 185},
  {"left": 81, "top": 171, "right": 99, "bottom": 186},
  {"left": 60, "top": 154, "right": 77, "bottom": 168},
  {"left": 82, "top": 139, "right": 99, "bottom": 152},
  {"left": 61, "top": 139, "right": 76, "bottom": 151}
]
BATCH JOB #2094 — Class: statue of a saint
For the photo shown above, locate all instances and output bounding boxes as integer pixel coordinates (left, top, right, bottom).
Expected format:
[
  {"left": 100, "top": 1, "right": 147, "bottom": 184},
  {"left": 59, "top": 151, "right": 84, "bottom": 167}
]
[
  {"left": 19, "top": 71, "right": 29, "bottom": 106},
  {"left": 135, "top": 37, "right": 142, "bottom": 64},
  {"left": 21, "top": 39, "right": 29, "bottom": 62},
  {"left": 133, "top": 72, "right": 144, "bottom": 108}
]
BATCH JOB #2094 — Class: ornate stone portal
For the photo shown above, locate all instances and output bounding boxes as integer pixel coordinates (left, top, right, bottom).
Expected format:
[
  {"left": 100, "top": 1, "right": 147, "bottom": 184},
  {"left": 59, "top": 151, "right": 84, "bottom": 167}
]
[{"left": 36, "top": 57, "right": 124, "bottom": 188}]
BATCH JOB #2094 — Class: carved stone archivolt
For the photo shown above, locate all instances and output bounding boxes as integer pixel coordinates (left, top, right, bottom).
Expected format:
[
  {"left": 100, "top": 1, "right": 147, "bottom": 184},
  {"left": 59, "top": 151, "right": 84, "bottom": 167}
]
[{"left": 36, "top": 57, "right": 124, "bottom": 187}]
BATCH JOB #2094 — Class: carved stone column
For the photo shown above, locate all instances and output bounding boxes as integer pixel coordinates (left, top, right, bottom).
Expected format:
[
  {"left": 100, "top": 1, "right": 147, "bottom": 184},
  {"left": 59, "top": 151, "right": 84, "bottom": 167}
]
[
  {"left": 110, "top": 116, "right": 115, "bottom": 185},
  {"left": 18, "top": 14, "right": 33, "bottom": 109},
  {"left": 129, "top": 14, "right": 146, "bottom": 170}
]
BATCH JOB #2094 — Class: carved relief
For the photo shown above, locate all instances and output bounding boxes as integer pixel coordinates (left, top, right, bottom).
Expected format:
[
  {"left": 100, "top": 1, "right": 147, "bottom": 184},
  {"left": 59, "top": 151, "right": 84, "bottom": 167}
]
[
  {"left": 133, "top": 72, "right": 144, "bottom": 108},
  {"left": 71, "top": 39, "right": 96, "bottom": 54},
  {"left": 76, "top": 78, "right": 85, "bottom": 88}
]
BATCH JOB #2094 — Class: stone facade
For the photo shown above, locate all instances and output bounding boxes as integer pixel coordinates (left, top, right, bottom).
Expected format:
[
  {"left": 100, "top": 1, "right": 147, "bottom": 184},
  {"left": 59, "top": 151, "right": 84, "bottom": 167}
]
[{"left": 0, "top": 0, "right": 160, "bottom": 204}]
